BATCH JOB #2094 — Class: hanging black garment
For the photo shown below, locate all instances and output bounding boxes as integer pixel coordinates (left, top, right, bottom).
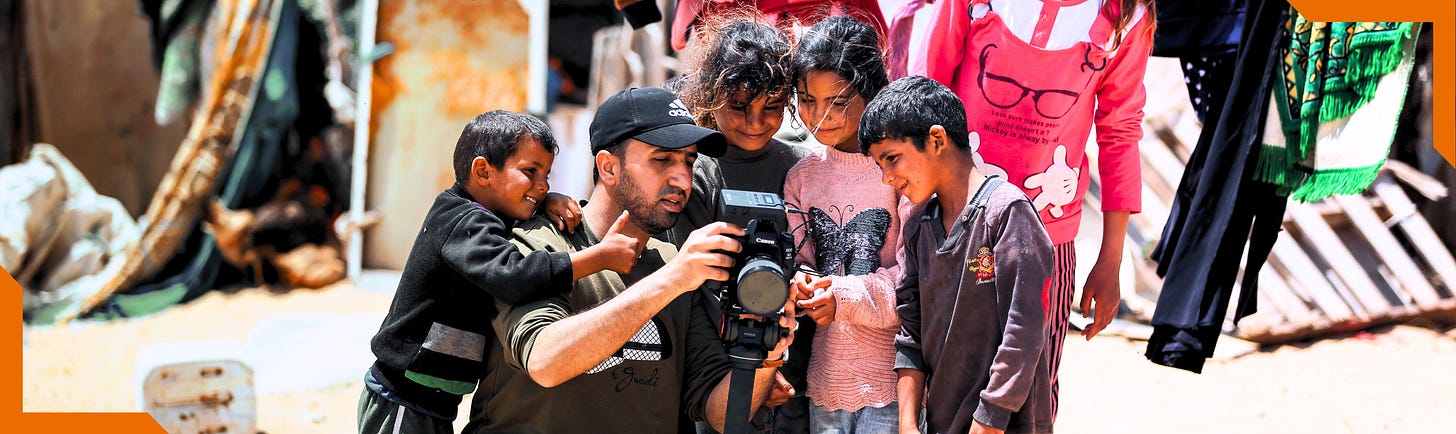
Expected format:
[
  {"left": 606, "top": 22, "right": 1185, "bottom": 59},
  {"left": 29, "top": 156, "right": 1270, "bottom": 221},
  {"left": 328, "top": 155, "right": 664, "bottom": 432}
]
[
  {"left": 1145, "top": 0, "right": 1290, "bottom": 373},
  {"left": 1153, "top": 0, "right": 1246, "bottom": 57},
  {"left": 1153, "top": 0, "right": 1246, "bottom": 124},
  {"left": 1179, "top": 55, "right": 1237, "bottom": 124},
  {"left": 1151, "top": 0, "right": 1246, "bottom": 58}
]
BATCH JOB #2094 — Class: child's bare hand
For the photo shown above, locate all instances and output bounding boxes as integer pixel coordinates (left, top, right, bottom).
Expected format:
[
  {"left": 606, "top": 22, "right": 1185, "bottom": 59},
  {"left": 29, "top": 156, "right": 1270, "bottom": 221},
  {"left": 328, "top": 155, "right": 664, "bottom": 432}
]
[
  {"left": 791, "top": 271, "right": 830, "bottom": 302},
  {"left": 764, "top": 371, "right": 794, "bottom": 407},
  {"left": 541, "top": 192, "right": 582, "bottom": 232},
  {"left": 1079, "top": 258, "right": 1121, "bottom": 339},
  {"left": 795, "top": 280, "right": 837, "bottom": 326},
  {"left": 596, "top": 210, "right": 641, "bottom": 273},
  {"left": 968, "top": 421, "right": 1004, "bottom": 434}
]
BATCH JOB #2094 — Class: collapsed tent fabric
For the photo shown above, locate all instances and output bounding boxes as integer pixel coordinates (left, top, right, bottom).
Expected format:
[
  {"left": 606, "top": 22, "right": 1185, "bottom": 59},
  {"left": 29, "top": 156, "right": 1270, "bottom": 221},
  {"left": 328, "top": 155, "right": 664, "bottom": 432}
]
[{"left": 0, "top": 144, "right": 139, "bottom": 318}]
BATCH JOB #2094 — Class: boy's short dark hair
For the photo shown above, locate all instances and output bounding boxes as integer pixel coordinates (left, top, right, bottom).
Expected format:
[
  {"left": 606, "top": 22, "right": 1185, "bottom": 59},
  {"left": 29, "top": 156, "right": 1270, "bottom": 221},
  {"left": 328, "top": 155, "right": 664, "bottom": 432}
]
[
  {"left": 453, "top": 110, "right": 558, "bottom": 183},
  {"left": 857, "top": 76, "right": 970, "bottom": 155}
]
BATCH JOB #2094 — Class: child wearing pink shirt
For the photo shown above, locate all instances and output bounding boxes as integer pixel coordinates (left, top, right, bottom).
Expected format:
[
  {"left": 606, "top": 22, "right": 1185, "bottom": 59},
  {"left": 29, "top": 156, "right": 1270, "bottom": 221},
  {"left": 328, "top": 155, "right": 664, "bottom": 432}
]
[
  {"left": 784, "top": 16, "right": 908, "bottom": 433},
  {"left": 913, "top": 0, "right": 1156, "bottom": 421}
]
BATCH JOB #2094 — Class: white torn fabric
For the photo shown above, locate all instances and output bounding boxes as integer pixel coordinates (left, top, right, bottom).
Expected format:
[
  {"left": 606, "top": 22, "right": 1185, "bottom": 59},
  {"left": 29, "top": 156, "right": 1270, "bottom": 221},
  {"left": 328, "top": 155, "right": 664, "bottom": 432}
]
[{"left": 0, "top": 144, "right": 139, "bottom": 314}]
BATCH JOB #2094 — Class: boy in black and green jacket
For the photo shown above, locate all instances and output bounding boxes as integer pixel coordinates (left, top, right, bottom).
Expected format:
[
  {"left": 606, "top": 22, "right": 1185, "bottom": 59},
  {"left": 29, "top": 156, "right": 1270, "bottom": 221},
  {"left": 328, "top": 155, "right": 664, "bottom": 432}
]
[{"left": 358, "top": 111, "right": 640, "bottom": 434}]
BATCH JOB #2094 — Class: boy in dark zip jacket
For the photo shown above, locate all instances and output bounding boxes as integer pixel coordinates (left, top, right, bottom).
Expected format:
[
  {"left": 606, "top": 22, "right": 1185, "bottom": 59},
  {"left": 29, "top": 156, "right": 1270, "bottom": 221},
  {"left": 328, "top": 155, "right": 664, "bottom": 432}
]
[{"left": 860, "top": 77, "right": 1056, "bottom": 434}]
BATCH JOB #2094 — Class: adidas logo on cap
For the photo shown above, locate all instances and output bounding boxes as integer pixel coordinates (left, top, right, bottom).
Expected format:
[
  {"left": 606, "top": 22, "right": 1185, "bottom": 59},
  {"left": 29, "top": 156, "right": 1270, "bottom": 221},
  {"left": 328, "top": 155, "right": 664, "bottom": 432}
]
[{"left": 667, "top": 99, "right": 692, "bottom": 119}]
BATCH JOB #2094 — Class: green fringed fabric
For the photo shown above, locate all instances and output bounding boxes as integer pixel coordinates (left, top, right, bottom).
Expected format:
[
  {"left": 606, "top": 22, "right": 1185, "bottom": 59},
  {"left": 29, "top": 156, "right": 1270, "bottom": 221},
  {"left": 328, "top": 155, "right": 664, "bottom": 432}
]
[
  {"left": 1256, "top": 90, "right": 1306, "bottom": 191},
  {"left": 1321, "top": 25, "right": 1414, "bottom": 121},
  {"left": 1255, "top": 142, "right": 1305, "bottom": 190},
  {"left": 1253, "top": 6, "right": 1420, "bottom": 203},
  {"left": 1288, "top": 163, "right": 1384, "bottom": 202}
]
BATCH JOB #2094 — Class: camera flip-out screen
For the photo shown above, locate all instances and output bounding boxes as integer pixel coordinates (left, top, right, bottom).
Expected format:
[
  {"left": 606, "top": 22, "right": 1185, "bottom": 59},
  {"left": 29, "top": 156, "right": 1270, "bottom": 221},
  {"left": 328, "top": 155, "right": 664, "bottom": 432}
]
[{"left": 720, "top": 190, "right": 785, "bottom": 225}]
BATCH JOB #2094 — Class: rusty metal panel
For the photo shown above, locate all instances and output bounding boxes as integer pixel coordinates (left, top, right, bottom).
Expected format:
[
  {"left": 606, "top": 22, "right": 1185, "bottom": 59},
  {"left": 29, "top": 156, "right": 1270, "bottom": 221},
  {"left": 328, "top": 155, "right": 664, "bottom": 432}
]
[
  {"left": 364, "top": 0, "right": 535, "bottom": 270},
  {"left": 22, "top": 0, "right": 189, "bottom": 215}
]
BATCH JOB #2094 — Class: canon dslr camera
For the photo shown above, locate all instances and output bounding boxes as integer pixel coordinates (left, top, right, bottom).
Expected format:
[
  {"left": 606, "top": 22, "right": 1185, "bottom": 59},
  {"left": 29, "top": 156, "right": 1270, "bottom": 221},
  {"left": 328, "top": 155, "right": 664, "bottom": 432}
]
[{"left": 709, "top": 189, "right": 795, "bottom": 351}]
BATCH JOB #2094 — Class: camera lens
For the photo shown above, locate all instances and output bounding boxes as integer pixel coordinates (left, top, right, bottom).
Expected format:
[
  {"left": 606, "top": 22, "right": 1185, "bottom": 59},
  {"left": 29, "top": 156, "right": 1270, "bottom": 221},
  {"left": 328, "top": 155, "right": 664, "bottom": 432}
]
[{"left": 736, "top": 256, "right": 789, "bottom": 316}]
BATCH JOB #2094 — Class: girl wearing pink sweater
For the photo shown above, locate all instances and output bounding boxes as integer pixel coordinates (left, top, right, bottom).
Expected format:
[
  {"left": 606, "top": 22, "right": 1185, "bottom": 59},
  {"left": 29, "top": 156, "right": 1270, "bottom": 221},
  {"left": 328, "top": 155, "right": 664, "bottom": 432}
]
[
  {"left": 785, "top": 16, "right": 907, "bottom": 433},
  {"left": 913, "top": 0, "right": 1156, "bottom": 421}
]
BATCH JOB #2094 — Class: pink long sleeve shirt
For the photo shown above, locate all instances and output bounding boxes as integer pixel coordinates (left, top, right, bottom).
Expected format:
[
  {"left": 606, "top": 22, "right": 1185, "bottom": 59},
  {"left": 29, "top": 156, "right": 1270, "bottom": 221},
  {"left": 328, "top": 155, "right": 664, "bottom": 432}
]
[
  {"left": 784, "top": 146, "right": 911, "bottom": 412},
  {"left": 914, "top": 0, "right": 1149, "bottom": 245}
]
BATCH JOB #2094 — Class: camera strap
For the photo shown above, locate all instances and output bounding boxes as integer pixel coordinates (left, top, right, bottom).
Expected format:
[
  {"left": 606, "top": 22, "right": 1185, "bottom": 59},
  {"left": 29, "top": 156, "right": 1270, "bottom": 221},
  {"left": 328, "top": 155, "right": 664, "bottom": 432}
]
[{"left": 723, "top": 350, "right": 759, "bottom": 434}]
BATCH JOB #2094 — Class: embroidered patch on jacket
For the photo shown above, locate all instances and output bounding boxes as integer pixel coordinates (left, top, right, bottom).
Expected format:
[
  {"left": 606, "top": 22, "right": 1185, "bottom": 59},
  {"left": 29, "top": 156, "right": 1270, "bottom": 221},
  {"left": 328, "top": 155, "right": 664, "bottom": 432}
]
[{"left": 972, "top": 246, "right": 995, "bottom": 284}]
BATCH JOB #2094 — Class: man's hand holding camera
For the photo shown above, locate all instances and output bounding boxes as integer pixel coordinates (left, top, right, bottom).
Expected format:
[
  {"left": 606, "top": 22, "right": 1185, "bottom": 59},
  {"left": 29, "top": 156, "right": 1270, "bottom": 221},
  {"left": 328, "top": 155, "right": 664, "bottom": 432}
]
[
  {"left": 752, "top": 296, "right": 797, "bottom": 361},
  {"left": 738, "top": 295, "right": 798, "bottom": 405},
  {"left": 765, "top": 372, "right": 795, "bottom": 407},
  {"left": 662, "top": 221, "right": 746, "bottom": 293}
]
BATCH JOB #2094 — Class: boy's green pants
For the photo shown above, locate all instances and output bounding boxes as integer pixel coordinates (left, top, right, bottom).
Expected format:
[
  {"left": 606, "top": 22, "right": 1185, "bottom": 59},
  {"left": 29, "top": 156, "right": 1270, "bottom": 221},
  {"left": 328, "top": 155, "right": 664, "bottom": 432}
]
[{"left": 357, "top": 387, "right": 453, "bottom": 434}]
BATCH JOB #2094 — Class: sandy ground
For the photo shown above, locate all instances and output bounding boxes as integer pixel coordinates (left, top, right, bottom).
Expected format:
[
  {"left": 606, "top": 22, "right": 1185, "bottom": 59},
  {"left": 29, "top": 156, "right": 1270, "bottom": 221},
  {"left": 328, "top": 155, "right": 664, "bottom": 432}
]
[
  {"left": 23, "top": 279, "right": 1456, "bottom": 433},
  {"left": 23, "top": 283, "right": 398, "bottom": 433},
  {"left": 1057, "top": 323, "right": 1456, "bottom": 433}
]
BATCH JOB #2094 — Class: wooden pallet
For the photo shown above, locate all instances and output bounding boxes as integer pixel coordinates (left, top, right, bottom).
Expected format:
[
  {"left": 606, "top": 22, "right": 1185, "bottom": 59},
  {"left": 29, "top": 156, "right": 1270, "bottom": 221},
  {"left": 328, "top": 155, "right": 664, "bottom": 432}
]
[{"left": 1111, "top": 109, "right": 1456, "bottom": 344}]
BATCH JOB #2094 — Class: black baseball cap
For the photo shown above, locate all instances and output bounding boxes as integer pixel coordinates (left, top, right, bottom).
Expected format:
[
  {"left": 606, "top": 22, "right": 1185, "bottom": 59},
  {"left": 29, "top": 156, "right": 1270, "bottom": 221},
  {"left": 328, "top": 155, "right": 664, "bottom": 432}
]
[{"left": 589, "top": 87, "right": 727, "bottom": 158}]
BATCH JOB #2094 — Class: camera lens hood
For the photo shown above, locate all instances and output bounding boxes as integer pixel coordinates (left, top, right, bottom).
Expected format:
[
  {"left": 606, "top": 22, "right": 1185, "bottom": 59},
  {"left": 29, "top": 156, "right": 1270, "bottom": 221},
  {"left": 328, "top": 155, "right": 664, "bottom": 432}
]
[{"left": 735, "top": 257, "right": 789, "bottom": 316}]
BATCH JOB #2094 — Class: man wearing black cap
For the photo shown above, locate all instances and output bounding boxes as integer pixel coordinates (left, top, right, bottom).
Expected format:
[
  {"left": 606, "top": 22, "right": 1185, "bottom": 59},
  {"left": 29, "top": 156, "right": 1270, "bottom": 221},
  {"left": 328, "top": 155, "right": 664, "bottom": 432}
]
[{"left": 465, "top": 88, "right": 796, "bottom": 433}]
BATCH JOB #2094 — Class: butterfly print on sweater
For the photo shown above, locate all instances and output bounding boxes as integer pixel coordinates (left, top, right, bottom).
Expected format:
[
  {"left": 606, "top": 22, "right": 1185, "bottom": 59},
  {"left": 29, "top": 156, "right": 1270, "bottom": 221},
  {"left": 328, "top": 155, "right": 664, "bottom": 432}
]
[{"left": 808, "top": 206, "right": 892, "bottom": 275}]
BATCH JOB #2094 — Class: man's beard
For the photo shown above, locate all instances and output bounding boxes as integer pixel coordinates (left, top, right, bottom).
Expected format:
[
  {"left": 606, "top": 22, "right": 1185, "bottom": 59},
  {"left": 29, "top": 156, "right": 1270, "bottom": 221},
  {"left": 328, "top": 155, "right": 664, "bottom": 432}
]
[{"left": 615, "top": 168, "right": 684, "bottom": 235}]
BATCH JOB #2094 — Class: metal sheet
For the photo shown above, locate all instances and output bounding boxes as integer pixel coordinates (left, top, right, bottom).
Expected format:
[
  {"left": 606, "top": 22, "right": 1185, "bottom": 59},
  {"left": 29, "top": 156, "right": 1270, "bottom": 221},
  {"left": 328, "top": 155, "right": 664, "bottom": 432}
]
[
  {"left": 21, "top": 0, "right": 189, "bottom": 215},
  {"left": 364, "top": 0, "right": 534, "bottom": 270}
]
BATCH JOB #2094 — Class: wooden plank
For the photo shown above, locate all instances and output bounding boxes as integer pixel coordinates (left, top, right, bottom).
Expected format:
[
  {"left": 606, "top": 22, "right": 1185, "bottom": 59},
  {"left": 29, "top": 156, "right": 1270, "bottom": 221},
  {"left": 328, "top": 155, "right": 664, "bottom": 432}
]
[
  {"left": 1083, "top": 148, "right": 1163, "bottom": 260},
  {"left": 1286, "top": 201, "right": 1394, "bottom": 314},
  {"left": 1333, "top": 194, "right": 1443, "bottom": 307},
  {"left": 1136, "top": 135, "right": 1179, "bottom": 204},
  {"left": 1125, "top": 259, "right": 1162, "bottom": 322},
  {"left": 1139, "top": 157, "right": 1177, "bottom": 204},
  {"left": 1372, "top": 265, "right": 1414, "bottom": 305},
  {"left": 1371, "top": 176, "right": 1456, "bottom": 292},
  {"left": 1143, "top": 112, "right": 1197, "bottom": 163},
  {"left": 1254, "top": 259, "right": 1316, "bottom": 325},
  {"left": 1253, "top": 290, "right": 1289, "bottom": 326},
  {"left": 1291, "top": 198, "right": 1387, "bottom": 227},
  {"left": 1262, "top": 254, "right": 1327, "bottom": 324},
  {"left": 1231, "top": 295, "right": 1285, "bottom": 338},
  {"left": 1383, "top": 160, "right": 1448, "bottom": 201},
  {"left": 1237, "top": 298, "right": 1456, "bottom": 345},
  {"left": 1137, "top": 134, "right": 1190, "bottom": 201},
  {"left": 1168, "top": 111, "right": 1201, "bottom": 162},
  {"left": 1268, "top": 230, "right": 1358, "bottom": 320}
]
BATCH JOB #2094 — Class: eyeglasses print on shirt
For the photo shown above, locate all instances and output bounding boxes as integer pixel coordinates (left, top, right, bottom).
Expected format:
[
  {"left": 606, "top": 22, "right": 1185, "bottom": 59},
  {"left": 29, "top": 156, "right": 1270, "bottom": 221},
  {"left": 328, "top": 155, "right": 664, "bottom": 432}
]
[{"left": 975, "top": 44, "right": 1107, "bottom": 120}]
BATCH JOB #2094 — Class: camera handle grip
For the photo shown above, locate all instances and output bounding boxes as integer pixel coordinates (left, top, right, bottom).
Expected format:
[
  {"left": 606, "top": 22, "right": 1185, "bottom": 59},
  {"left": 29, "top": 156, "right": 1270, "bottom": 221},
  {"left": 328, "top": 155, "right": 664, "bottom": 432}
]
[{"left": 723, "top": 342, "right": 767, "bottom": 434}]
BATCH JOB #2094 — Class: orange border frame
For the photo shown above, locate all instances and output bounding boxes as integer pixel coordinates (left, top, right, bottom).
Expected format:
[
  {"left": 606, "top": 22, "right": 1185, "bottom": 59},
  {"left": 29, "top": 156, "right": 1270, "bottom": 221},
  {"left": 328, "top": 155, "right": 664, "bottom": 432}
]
[
  {"left": 4, "top": 0, "right": 1452, "bottom": 431},
  {"left": 1286, "top": 0, "right": 1456, "bottom": 167},
  {"left": 5, "top": 266, "right": 163, "bottom": 431}
]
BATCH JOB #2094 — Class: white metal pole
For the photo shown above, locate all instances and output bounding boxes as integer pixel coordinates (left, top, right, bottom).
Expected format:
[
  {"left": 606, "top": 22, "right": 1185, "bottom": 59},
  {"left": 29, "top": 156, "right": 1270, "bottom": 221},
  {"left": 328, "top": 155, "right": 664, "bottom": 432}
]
[{"left": 347, "top": 0, "right": 380, "bottom": 282}]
